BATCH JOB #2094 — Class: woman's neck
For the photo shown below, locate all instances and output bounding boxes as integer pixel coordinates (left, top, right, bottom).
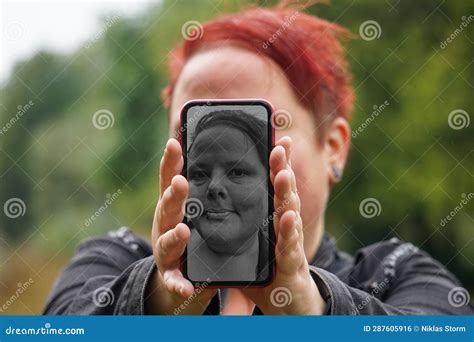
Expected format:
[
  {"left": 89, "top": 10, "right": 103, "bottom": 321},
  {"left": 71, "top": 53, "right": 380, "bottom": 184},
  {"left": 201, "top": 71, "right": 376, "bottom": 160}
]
[{"left": 192, "top": 231, "right": 260, "bottom": 281}]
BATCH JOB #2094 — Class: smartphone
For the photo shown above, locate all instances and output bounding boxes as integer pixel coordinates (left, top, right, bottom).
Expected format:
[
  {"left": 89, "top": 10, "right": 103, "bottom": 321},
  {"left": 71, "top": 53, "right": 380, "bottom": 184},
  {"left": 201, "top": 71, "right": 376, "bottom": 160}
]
[{"left": 180, "top": 99, "right": 275, "bottom": 287}]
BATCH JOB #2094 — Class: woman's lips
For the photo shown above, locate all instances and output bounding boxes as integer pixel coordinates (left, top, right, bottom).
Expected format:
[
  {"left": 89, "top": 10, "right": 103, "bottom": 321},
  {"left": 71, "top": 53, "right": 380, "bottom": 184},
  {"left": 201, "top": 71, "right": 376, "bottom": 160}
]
[{"left": 205, "top": 209, "right": 234, "bottom": 220}]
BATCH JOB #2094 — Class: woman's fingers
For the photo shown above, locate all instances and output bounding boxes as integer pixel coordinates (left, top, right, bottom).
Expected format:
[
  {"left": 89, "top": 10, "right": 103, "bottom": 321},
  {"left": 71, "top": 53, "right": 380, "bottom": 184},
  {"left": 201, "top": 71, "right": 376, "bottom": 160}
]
[
  {"left": 156, "top": 223, "right": 190, "bottom": 270},
  {"left": 159, "top": 138, "right": 183, "bottom": 199},
  {"left": 275, "top": 136, "right": 292, "bottom": 165},
  {"left": 270, "top": 136, "right": 301, "bottom": 239},
  {"left": 273, "top": 169, "right": 300, "bottom": 220},
  {"left": 153, "top": 139, "right": 184, "bottom": 238},
  {"left": 270, "top": 145, "right": 286, "bottom": 184},
  {"left": 274, "top": 169, "right": 293, "bottom": 201},
  {"left": 162, "top": 268, "right": 195, "bottom": 299},
  {"left": 158, "top": 175, "right": 188, "bottom": 235},
  {"left": 276, "top": 210, "right": 304, "bottom": 275},
  {"left": 270, "top": 138, "right": 297, "bottom": 192}
]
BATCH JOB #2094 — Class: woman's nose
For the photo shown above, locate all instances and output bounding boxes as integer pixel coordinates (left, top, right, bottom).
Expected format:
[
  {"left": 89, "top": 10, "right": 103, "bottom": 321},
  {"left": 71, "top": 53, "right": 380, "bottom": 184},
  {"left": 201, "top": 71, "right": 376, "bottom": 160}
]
[{"left": 206, "top": 176, "right": 227, "bottom": 200}]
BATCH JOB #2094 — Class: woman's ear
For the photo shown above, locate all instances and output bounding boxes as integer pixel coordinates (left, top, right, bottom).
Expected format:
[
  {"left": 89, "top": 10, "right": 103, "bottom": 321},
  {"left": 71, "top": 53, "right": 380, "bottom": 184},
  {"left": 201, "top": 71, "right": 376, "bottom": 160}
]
[{"left": 322, "top": 117, "right": 351, "bottom": 186}]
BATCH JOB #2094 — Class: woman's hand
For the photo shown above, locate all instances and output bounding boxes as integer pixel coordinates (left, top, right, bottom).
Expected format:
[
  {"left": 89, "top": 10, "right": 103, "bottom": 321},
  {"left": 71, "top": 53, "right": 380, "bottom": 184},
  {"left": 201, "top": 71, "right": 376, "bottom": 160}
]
[
  {"left": 242, "top": 136, "right": 327, "bottom": 315},
  {"left": 146, "top": 138, "right": 217, "bottom": 315}
]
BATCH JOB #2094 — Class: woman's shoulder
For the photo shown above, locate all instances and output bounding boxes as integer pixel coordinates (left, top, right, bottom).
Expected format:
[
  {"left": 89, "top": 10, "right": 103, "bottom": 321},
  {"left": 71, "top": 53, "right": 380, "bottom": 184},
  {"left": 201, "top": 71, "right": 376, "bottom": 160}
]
[
  {"left": 348, "top": 237, "right": 463, "bottom": 296},
  {"left": 76, "top": 226, "right": 153, "bottom": 259}
]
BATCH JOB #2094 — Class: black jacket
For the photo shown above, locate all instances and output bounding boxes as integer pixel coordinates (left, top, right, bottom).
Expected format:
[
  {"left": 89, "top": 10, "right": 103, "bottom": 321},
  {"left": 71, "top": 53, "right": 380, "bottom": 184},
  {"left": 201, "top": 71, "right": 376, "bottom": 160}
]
[{"left": 43, "top": 227, "right": 473, "bottom": 315}]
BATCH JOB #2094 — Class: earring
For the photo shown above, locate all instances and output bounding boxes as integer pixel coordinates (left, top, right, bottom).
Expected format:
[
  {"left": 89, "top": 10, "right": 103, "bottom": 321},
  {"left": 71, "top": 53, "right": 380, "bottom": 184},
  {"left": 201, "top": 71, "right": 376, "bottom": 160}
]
[{"left": 331, "top": 165, "right": 343, "bottom": 182}]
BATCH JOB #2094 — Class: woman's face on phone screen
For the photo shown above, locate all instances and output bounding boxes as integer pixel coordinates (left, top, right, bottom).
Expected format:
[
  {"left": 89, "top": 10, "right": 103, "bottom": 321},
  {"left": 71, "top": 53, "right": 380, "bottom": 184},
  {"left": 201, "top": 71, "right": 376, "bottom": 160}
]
[{"left": 188, "top": 125, "right": 267, "bottom": 254}]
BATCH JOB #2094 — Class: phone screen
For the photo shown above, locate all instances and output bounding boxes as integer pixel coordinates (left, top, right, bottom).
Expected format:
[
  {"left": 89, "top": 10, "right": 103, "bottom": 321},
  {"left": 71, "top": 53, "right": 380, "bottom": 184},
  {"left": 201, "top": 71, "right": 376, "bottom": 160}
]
[{"left": 181, "top": 100, "right": 274, "bottom": 286}]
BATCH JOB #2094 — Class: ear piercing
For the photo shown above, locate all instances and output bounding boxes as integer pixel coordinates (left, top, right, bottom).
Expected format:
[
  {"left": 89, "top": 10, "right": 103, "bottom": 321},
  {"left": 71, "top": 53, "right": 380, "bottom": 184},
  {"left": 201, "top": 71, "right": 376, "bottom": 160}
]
[{"left": 332, "top": 165, "right": 343, "bottom": 182}]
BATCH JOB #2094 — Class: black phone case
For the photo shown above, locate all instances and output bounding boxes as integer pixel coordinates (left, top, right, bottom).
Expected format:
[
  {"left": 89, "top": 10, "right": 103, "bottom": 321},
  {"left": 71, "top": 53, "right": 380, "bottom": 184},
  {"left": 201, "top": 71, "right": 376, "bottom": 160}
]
[{"left": 180, "top": 99, "right": 275, "bottom": 287}]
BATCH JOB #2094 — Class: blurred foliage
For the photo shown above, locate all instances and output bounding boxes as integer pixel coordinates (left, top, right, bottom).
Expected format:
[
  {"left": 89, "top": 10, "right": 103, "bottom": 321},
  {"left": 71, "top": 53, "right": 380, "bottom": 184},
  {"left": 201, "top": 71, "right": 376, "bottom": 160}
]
[{"left": 0, "top": 0, "right": 472, "bottom": 313}]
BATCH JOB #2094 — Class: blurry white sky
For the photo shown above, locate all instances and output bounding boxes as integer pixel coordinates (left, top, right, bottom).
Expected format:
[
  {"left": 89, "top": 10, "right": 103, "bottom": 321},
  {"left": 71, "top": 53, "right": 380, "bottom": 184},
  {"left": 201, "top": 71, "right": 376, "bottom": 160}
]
[{"left": 0, "top": 0, "right": 157, "bottom": 86}]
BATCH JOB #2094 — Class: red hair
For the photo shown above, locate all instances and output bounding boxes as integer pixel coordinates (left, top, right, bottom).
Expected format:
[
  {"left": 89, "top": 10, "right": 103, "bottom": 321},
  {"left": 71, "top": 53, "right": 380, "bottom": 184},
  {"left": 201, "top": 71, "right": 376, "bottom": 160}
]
[{"left": 162, "top": 2, "right": 354, "bottom": 129}]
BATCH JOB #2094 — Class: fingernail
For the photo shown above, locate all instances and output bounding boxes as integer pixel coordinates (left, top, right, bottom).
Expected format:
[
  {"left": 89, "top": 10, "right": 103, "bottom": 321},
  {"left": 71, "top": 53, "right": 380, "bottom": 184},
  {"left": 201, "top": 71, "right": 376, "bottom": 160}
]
[
  {"left": 275, "top": 145, "right": 284, "bottom": 153},
  {"left": 165, "top": 139, "right": 173, "bottom": 150}
]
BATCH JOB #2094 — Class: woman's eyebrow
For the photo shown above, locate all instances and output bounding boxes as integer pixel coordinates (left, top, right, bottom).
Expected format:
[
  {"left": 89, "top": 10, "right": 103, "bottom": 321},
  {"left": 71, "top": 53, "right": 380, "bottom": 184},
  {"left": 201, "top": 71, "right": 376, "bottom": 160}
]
[
  {"left": 223, "top": 160, "right": 254, "bottom": 169},
  {"left": 188, "top": 159, "right": 254, "bottom": 169}
]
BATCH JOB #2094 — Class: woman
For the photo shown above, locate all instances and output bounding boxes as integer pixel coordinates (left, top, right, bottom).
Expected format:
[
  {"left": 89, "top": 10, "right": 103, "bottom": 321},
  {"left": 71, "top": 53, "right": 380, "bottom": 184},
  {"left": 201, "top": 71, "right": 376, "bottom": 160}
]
[
  {"left": 186, "top": 110, "right": 269, "bottom": 282},
  {"left": 44, "top": 2, "right": 472, "bottom": 315}
]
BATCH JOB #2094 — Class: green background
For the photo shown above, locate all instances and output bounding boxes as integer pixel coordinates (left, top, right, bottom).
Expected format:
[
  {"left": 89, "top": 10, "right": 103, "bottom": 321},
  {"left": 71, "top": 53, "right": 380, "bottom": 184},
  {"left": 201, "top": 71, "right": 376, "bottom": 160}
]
[{"left": 0, "top": 0, "right": 472, "bottom": 313}]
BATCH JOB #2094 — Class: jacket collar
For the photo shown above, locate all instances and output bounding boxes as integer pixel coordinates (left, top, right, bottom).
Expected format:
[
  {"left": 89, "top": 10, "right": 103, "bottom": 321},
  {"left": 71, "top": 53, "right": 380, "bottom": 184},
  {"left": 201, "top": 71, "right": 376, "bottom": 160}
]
[{"left": 310, "top": 233, "right": 341, "bottom": 269}]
